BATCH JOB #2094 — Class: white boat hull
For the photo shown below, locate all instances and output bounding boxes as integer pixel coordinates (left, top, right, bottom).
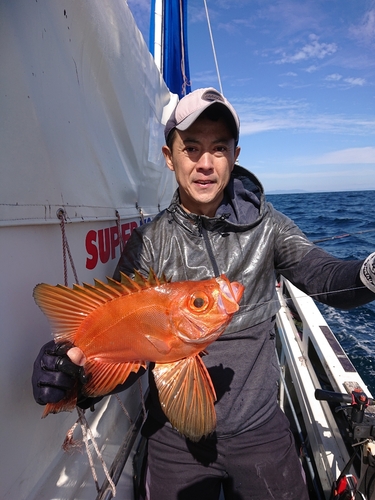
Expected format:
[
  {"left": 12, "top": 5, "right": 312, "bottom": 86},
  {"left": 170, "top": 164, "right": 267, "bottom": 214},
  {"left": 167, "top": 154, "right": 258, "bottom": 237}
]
[{"left": 0, "top": 1, "right": 176, "bottom": 498}]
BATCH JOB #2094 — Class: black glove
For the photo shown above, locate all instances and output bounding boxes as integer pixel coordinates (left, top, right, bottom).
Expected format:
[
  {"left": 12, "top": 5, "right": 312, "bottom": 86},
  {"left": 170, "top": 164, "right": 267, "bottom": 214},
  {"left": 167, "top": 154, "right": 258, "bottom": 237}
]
[
  {"left": 32, "top": 340, "right": 87, "bottom": 405},
  {"left": 33, "top": 341, "right": 148, "bottom": 409},
  {"left": 360, "top": 252, "right": 375, "bottom": 293}
]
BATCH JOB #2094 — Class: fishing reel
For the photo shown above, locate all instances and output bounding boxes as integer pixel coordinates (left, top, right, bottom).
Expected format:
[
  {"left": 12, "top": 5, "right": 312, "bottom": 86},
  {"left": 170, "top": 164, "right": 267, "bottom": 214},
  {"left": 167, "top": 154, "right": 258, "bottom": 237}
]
[
  {"left": 315, "top": 389, "right": 375, "bottom": 500},
  {"left": 315, "top": 388, "right": 375, "bottom": 441}
]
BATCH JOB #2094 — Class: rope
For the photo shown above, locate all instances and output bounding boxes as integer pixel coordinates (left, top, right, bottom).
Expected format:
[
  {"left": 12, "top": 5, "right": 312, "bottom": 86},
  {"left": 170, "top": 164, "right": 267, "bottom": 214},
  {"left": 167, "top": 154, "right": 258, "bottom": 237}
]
[
  {"left": 56, "top": 207, "right": 149, "bottom": 497},
  {"left": 116, "top": 210, "right": 125, "bottom": 254},
  {"left": 62, "top": 421, "right": 81, "bottom": 451},
  {"left": 57, "top": 208, "right": 114, "bottom": 493},
  {"left": 138, "top": 377, "right": 148, "bottom": 426},
  {"left": 77, "top": 408, "right": 116, "bottom": 497},
  {"left": 203, "top": 0, "right": 223, "bottom": 94},
  {"left": 115, "top": 379, "right": 148, "bottom": 427},
  {"left": 57, "top": 208, "right": 79, "bottom": 286},
  {"left": 179, "top": 0, "right": 190, "bottom": 96},
  {"left": 136, "top": 203, "right": 145, "bottom": 225},
  {"left": 115, "top": 394, "right": 133, "bottom": 424}
]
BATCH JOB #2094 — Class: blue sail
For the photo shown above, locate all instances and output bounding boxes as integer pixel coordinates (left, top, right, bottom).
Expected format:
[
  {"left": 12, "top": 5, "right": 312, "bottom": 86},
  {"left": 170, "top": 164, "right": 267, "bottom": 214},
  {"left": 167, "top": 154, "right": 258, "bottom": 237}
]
[{"left": 149, "top": 0, "right": 191, "bottom": 98}]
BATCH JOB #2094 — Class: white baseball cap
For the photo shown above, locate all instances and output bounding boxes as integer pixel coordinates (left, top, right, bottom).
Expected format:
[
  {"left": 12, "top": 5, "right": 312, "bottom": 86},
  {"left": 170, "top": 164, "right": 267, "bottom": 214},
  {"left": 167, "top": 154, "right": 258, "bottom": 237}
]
[{"left": 164, "top": 87, "right": 240, "bottom": 143}]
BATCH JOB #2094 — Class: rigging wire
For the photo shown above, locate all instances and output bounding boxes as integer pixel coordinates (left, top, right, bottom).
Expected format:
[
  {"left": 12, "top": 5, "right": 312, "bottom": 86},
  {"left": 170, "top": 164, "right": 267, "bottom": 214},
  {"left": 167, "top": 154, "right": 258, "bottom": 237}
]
[{"left": 203, "top": 0, "right": 223, "bottom": 94}]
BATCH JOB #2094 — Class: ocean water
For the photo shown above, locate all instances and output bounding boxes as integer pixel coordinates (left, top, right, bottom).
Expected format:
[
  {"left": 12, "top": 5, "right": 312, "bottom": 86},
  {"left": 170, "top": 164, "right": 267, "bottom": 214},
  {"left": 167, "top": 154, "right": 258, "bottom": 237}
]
[{"left": 267, "top": 190, "right": 375, "bottom": 396}]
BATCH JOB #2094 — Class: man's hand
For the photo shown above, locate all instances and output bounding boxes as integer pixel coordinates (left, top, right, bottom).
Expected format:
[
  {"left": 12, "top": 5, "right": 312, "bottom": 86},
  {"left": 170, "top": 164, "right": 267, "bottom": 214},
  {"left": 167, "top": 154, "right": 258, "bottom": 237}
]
[
  {"left": 360, "top": 252, "right": 375, "bottom": 294},
  {"left": 32, "top": 340, "right": 86, "bottom": 405}
]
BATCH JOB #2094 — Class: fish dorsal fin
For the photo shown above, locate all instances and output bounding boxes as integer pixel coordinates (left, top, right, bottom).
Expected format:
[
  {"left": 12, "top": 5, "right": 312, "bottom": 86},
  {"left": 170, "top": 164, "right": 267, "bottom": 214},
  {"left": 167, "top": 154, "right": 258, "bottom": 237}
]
[
  {"left": 152, "top": 356, "right": 217, "bottom": 442},
  {"left": 74, "top": 281, "right": 121, "bottom": 301},
  {"left": 119, "top": 268, "right": 170, "bottom": 291},
  {"left": 33, "top": 268, "right": 170, "bottom": 343},
  {"left": 33, "top": 283, "right": 105, "bottom": 343}
]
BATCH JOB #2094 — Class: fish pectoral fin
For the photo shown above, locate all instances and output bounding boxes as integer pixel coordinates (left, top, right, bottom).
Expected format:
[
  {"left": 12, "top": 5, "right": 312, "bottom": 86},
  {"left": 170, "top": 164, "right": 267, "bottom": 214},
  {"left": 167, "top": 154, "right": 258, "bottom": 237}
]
[
  {"left": 84, "top": 359, "right": 145, "bottom": 396},
  {"left": 152, "top": 356, "right": 217, "bottom": 442},
  {"left": 145, "top": 335, "right": 172, "bottom": 354}
]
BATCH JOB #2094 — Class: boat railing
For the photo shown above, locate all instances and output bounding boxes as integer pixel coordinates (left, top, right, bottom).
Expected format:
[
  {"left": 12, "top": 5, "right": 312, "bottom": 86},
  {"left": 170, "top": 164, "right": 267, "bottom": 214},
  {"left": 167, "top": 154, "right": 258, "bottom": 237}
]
[
  {"left": 276, "top": 276, "right": 373, "bottom": 499},
  {"left": 95, "top": 390, "right": 148, "bottom": 500}
]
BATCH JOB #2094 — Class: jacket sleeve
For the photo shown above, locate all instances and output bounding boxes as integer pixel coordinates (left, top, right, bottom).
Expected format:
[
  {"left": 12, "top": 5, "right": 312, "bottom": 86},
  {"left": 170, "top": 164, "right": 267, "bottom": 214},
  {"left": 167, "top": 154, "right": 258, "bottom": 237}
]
[
  {"left": 272, "top": 208, "right": 375, "bottom": 309},
  {"left": 113, "top": 226, "right": 153, "bottom": 281},
  {"left": 280, "top": 246, "right": 375, "bottom": 309}
]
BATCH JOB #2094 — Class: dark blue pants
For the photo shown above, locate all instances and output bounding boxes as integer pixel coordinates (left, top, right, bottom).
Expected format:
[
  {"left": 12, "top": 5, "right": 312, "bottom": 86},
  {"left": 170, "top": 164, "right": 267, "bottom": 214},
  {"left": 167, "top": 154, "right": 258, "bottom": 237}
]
[{"left": 143, "top": 407, "right": 309, "bottom": 499}]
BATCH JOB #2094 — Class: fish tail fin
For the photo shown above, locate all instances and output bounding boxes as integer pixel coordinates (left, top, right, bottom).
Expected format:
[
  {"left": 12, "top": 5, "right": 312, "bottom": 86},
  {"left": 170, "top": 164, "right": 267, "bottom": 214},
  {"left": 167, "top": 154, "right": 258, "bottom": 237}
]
[
  {"left": 152, "top": 355, "right": 217, "bottom": 442},
  {"left": 41, "top": 360, "right": 146, "bottom": 418},
  {"left": 41, "top": 387, "right": 78, "bottom": 418}
]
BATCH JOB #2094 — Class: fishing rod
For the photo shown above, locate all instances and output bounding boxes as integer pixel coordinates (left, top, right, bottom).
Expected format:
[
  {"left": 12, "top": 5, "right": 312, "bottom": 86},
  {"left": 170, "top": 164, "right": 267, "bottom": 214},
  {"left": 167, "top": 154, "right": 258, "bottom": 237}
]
[{"left": 312, "top": 228, "right": 375, "bottom": 244}]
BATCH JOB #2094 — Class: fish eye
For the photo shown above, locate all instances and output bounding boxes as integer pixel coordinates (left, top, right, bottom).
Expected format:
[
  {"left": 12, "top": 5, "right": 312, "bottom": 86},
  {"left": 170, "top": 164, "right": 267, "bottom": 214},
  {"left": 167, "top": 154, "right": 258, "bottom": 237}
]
[
  {"left": 194, "top": 297, "right": 205, "bottom": 308},
  {"left": 189, "top": 292, "right": 210, "bottom": 312}
]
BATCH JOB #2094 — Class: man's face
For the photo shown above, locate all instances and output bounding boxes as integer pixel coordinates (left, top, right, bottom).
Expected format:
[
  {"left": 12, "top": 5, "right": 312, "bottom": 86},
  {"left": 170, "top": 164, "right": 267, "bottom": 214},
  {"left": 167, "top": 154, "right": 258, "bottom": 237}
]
[{"left": 162, "top": 116, "right": 240, "bottom": 217}]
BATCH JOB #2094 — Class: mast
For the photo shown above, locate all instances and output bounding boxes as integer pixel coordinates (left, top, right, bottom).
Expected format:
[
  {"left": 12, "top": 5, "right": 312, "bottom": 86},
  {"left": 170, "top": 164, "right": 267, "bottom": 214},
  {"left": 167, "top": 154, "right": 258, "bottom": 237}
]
[{"left": 153, "top": 0, "right": 163, "bottom": 73}]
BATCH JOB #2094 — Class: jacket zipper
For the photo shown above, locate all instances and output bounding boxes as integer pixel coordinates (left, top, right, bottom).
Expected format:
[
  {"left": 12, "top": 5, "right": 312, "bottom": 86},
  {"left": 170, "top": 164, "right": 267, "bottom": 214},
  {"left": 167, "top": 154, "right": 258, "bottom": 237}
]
[{"left": 197, "top": 216, "right": 221, "bottom": 278}]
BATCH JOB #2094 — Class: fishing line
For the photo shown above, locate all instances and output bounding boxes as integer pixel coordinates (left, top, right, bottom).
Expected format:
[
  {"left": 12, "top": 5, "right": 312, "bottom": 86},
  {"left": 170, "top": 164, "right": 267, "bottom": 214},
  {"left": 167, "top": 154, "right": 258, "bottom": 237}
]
[
  {"left": 312, "top": 228, "right": 375, "bottom": 244},
  {"left": 234, "top": 284, "right": 370, "bottom": 312}
]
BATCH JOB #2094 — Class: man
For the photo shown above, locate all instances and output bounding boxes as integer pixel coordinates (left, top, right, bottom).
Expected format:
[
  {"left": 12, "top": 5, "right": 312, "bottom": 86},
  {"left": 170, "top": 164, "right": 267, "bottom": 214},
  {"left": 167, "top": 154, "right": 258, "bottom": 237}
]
[{"left": 33, "top": 88, "right": 375, "bottom": 499}]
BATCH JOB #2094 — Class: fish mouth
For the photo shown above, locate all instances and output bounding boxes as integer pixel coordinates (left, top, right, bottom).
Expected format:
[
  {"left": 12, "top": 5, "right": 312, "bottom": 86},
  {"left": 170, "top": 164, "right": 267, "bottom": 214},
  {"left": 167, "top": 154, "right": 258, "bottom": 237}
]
[
  {"left": 177, "top": 324, "right": 225, "bottom": 344},
  {"left": 217, "top": 276, "right": 244, "bottom": 314}
]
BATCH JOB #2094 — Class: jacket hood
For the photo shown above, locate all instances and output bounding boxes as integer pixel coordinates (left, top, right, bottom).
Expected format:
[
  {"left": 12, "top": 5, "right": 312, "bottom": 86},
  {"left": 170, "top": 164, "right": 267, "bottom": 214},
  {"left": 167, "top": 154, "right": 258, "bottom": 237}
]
[{"left": 167, "top": 164, "right": 267, "bottom": 230}]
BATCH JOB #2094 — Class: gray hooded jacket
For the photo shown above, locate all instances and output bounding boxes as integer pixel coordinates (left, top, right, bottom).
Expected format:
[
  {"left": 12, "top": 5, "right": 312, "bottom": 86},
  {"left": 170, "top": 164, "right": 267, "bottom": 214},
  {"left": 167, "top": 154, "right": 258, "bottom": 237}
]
[{"left": 114, "top": 165, "right": 373, "bottom": 437}]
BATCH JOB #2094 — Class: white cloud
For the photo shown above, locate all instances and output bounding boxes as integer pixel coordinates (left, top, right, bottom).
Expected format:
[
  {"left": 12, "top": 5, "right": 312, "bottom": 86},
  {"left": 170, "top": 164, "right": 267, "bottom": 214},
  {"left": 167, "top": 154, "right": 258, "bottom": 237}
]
[
  {"left": 323, "top": 74, "right": 366, "bottom": 88},
  {"left": 302, "top": 147, "right": 375, "bottom": 165},
  {"left": 275, "top": 34, "right": 337, "bottom": 64},
  {"left": 326, "top": 73, "right": 342, "bottom": 81},
  {"left": 219, "top": 18, "right": 255, "bottom": 34},
  {"left": 237, "top": 95, "right": 308, "bottom": 111},
  {"left": 241, "top": 115, "right": 375, "bottom": 136},
  {"left": 256, "top": 1, "right": 324, "bottom": 36},
  {"left": 259, "top": 166, "right": 375, "bottom": 193},
  {"left": 344, "top": 77, "right": 366, "bottom": 86},
  {"left": 260, "top": 167, "right": 375, "bottom": 179},
  {"left": 305, "top": 65, "right": 318, "bottom": 73},
  {"left": 349, "top": 7, "right": 375, "bottom": 46},
  {"left": 233, "top": 96, "right": 375, "bottom": 136},
  {"left": 191, "top": 70, "right": 220, "bottom": 86}
]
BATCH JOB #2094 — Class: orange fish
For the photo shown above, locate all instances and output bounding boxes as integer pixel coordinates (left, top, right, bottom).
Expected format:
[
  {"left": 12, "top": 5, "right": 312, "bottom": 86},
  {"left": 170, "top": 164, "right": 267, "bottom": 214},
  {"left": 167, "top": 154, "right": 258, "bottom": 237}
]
[{"left": 33, "top": 270, "right": 244, "bottom": 441}]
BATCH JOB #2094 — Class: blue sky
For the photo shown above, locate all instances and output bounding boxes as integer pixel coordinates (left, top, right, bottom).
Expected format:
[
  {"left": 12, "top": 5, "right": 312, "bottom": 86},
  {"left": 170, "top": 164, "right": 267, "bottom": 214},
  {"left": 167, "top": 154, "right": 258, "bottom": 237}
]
[{"left": 128, "top": 0, "right": 375, "bottom": 193}]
